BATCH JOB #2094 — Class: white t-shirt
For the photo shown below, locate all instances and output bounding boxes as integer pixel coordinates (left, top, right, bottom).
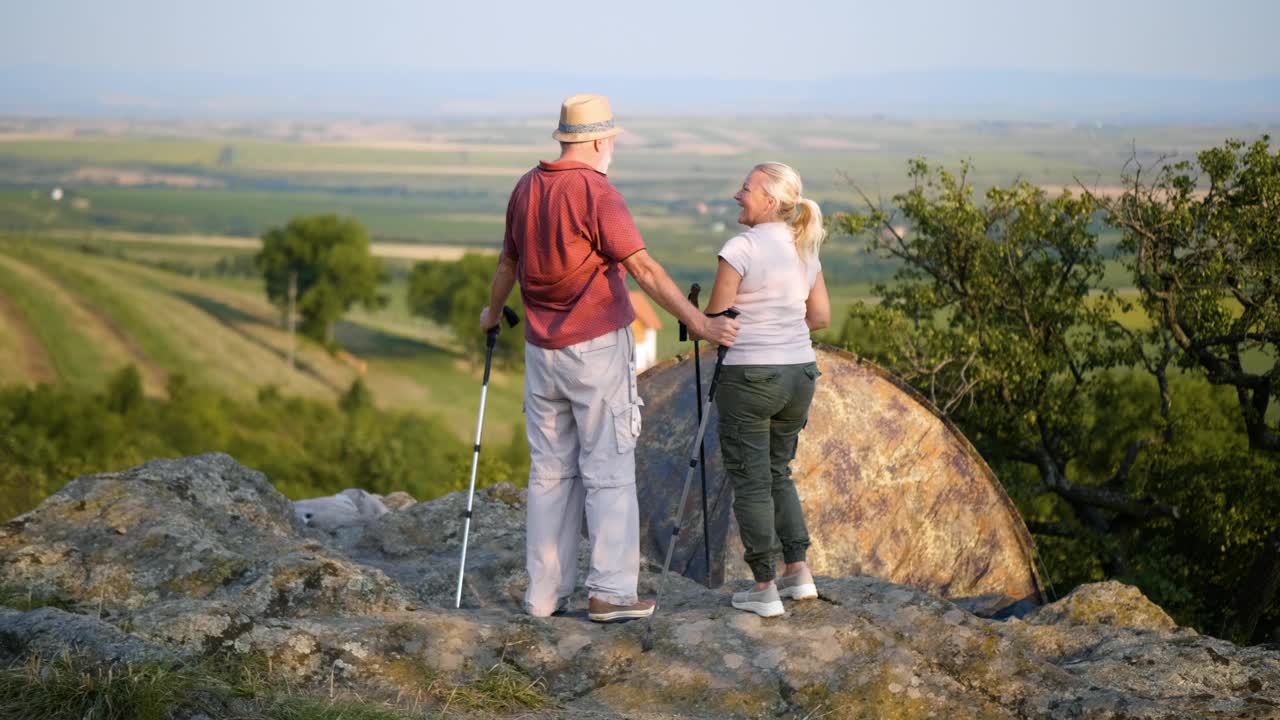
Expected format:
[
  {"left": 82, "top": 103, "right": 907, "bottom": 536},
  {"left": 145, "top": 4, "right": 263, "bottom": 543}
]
[{"left": 717, "top": 221, "right": 820, "bottom": 366}]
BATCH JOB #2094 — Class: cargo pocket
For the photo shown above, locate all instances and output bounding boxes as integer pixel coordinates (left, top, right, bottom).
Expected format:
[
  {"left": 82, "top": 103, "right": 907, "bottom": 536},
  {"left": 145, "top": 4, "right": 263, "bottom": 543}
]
[
  {"left": 718, "top": 422, "right": 745, "bottom": 473},
  {"left": 743, "top": 367, "right": 780, "bottom": 384},
  {"left": 803, "top": 365, "right": 822, "bottom": 381},
  {"left": 612, "top": 399, "right": 643, "bottom": 454}
]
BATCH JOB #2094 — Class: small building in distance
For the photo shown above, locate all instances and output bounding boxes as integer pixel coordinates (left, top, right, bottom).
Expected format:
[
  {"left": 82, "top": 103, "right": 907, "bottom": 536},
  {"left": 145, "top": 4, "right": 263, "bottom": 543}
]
[{"left": 629, "top": 291, "right": 662, "bottom": 373}]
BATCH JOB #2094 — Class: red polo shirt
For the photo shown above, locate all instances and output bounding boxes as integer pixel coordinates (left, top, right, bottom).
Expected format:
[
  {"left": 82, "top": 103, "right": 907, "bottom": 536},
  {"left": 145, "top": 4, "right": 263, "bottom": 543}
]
[{"left": 502, "top": 160, "right": 646, "bottom": 349}]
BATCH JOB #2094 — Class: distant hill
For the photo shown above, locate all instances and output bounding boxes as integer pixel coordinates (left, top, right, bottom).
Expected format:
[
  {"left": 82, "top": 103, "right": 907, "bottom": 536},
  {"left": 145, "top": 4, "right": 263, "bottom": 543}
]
[
  {"left": 0, "top": 237, "right": 524, "bottom": 442},
  {"left": 3, "top": 66, "right": 1278, "bottom": 123}
]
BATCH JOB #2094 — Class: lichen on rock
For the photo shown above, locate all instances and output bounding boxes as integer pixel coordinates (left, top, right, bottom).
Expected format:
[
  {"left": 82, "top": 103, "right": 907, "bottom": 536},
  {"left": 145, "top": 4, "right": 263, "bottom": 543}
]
[{"left": 0, "top": 453, "right": 1276, "bottom": 719}]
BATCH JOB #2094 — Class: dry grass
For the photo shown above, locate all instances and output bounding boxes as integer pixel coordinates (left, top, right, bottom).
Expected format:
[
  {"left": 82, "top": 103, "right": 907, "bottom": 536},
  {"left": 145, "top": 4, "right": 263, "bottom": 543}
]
[
  {"left": 69, "top": 166, "right": 225, "bottom": 189},
  {"left": 0, "top": 651, "right": 549, "bottom": 720},
  {"left": 252, "top": 162, "right": 528, "bottom": 178},
  {"left": 369, "top": 243, "right": 495, "bottom": 262},
  {"left": 30, "top": 229, "right": 494, "bottom": 262}
]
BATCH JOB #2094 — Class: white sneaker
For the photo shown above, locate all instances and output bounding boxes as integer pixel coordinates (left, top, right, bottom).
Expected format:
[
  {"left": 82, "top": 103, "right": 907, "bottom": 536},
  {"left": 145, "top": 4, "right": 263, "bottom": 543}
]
[
  {"left": 732, "top": 584, "right": 785, "bottom": 617},
  {"left": 776, "top": 568, "right": 818, "bottom": 600}
]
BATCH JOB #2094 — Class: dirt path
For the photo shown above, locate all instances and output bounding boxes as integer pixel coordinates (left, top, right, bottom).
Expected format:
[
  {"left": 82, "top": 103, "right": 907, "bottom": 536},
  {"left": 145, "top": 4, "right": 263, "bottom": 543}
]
[{"left": 0, "top": 284, "right": 56, "bottom": 385}]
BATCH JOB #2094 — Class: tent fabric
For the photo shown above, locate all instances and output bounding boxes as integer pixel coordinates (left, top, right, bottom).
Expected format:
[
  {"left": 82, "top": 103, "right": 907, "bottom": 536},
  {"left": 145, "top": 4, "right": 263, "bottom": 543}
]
[{"left": 635, "top": 344, "right": 1045, "bottom": 616}]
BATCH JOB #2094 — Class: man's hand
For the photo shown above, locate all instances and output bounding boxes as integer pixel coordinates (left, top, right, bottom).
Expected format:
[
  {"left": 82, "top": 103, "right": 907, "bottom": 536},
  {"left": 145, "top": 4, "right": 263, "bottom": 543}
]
[
  {"left": 623, "top": 249, "right": 741, "bottom": 347},
  {"left": 695, "top": 314, "right": 740, "bottom": 347},
  {"left": 479, "top": 306, "right": 500, "bottom": 332}
]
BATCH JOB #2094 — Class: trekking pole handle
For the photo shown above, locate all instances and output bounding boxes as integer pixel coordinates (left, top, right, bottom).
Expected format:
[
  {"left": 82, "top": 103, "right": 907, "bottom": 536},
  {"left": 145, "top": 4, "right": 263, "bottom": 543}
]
[
  {"left": 707, "top": 307, "right": 740, "bottom": 362},
  {"left": 502, "top": 306, "right": 520, "bottom": 327},
  {"left": 485, "top": 306, "right": 520, "bottom": 348},
  {"left": 679, "top": 283, "right": 702, "bottom": 342}
]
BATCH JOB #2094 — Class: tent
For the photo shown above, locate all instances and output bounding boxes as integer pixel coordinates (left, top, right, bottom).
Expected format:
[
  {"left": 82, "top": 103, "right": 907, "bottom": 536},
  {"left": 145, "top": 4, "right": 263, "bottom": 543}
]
[{"left": 636, "top": 344, "right": 1046, "bottom": 616}]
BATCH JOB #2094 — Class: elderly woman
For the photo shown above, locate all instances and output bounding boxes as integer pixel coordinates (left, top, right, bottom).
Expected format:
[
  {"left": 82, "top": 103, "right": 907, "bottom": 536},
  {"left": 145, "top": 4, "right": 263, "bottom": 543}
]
[{"left": 704, "top": 161, "right": 829, "bottom": 617}]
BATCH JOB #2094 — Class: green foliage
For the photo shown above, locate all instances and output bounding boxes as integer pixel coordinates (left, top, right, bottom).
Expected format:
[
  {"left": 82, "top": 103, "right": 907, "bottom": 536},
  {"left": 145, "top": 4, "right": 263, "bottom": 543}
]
[
  {"left": 0, "top": 373, "right": 527, "bottom": 521},
  {"left": 836, "top": 155, "right": 1280, "bottom": 643},
  {"left": 104, "top": 365, "right": 144, "bottom": 415},
  {"left": 1107, "top": 136, "right": 1279, "bottom": 451},
  {"left": 406, "top": 253, "right": 524, "bottom": 366},
  {"left": 1100, "top": 136, "right": 1280, "bottom": 640},
  {"left": 256, "top": 214, "right": 385, "bottom": 348},
  {"left": 338, "top": 378, "right": 374, "bottom": 416},
  {"left": 834, "top": 158, "right": 1128, "bottom": 458}
]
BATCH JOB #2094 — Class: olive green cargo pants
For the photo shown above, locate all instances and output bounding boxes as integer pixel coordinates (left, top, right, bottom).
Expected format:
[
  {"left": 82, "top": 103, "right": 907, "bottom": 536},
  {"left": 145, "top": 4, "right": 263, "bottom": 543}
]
[{"left": 715, "top": 362, "right": 819, "bottom": 583}]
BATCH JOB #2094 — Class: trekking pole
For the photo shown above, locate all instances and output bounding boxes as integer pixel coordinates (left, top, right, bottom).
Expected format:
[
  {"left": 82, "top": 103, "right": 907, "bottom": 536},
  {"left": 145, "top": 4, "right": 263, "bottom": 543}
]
[
  {"left": 455, "top": 305, "right": 519, "bottom": 609},
  {"left": 655, "top": 308, "right": 739, "bottom": 613},
  {"left": 677, "top": 284, "right": 712, "bottom": 585}
]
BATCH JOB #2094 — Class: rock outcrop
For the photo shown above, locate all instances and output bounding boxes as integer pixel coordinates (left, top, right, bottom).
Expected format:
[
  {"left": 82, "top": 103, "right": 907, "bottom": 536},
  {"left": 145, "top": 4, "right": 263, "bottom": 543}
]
[{"left": 1, "top": 453, "right": 1277, "bottom": 719}]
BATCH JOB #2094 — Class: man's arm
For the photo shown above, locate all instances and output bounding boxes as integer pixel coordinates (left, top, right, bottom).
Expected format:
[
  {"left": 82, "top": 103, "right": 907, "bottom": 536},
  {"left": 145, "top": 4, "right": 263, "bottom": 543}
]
[
  {"left": 622, "top": 249, "right": 739, "bottom": 346},
  {"left": 480, "top": 250, "right": 518, "bottom": 330}
]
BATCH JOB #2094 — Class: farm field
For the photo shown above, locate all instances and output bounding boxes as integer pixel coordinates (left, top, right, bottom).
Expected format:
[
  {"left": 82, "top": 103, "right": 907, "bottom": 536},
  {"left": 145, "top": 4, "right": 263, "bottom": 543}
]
[
  {"left": 0, "top": 234, "right": 525, "bottom": 445},
  {"left": 1, "top": 116, "right": 1274, "bottom": 435}
]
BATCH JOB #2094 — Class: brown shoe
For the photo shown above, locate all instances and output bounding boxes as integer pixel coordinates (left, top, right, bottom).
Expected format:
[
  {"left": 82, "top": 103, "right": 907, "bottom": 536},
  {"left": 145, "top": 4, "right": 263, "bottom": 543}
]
[{"left": 588, "top": 597, "right": 656, "bottom": 623}]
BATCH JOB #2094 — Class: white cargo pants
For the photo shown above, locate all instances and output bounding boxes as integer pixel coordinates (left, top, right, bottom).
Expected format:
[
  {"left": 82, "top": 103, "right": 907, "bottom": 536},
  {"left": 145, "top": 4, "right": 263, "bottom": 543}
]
[{"left": 522, "top": 326, "right": 643, "bottom": 616}]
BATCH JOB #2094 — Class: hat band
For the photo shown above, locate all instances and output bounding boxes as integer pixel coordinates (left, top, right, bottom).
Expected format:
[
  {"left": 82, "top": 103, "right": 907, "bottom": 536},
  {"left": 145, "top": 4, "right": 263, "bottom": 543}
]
[{"left": 558, "top": 118, "right": 615, "bottom": 134}]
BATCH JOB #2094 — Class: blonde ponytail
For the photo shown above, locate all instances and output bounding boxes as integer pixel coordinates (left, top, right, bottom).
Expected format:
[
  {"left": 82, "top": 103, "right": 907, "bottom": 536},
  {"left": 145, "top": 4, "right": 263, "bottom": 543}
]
[
  {"left": 791, "top": 197, "right": 824, "bottom": 261},
  {"left": 750, "top": 161, "right": 826, "bottom": 261}
]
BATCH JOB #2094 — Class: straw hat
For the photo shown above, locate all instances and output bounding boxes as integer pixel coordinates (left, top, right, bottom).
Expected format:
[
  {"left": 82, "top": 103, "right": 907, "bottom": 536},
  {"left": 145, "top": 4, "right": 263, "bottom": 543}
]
[{"left": 552, "top": 94, "right": 623, "bottom": 142}]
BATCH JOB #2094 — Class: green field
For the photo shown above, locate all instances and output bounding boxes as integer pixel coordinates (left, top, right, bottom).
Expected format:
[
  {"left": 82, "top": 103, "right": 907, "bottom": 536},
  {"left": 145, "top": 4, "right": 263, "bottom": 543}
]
[
  {"left": 0, "top": 235, "right": 524, "bottom": 446},
  {"left": 0, "top": 116, "right": 1273, "bottom": 439}
]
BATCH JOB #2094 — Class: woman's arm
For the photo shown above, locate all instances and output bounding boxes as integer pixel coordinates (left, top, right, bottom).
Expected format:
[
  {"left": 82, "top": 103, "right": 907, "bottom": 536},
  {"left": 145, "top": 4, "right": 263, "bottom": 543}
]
[
  {"left": 704, "top": 258, "right": 743, "bottom": 317},
  {"left": 805, "top": 271, "right": 830, "bottom": 330}
]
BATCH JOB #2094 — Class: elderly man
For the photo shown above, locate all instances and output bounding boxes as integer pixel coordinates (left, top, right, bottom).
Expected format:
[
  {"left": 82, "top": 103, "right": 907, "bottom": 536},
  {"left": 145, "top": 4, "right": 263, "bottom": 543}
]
[{"left": 480, "top": 94, "right": 739, "bottom": 621}]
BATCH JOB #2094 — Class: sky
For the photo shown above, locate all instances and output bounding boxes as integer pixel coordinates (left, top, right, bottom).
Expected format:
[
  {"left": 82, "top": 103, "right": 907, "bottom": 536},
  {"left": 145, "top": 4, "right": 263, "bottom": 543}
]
[{"left": 4, "top": 0, "right": 1278, "bottom": 81}]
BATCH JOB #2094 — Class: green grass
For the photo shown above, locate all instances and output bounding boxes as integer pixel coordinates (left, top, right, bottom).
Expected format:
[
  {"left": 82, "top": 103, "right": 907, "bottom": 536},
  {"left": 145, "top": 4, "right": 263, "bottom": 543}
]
[
  {"left": 0, "top": 119, "right": 1270, "bottom": 433},
  {"left": 0, "top": 138, "right": 227, "bottom": 166},
  {"left": 0, "top": 585, "right": 76, "bottom": 612},
  {"left": 0, "top": 250, "right": 120, "bottom": 388},
  {"left": 21, "top": 248, "right": 190, "bottom": 370},
  {"left": 0, "top": 234, "right": 524, "bottom": 441},
  {"left": 0, "top": 651, "right": 548, "bottom": 720},
  {"left": 7, "top": 119, "right": 1252, "bottom": 249},
  {"left": 0, "top": 186, "right": 509, "bottom": 244},
  {"left": 0, "top": 654, "right": 210, "bottom": 720},
  {"left": 2, "top": 241, "right": 344, "bottom": 401}
]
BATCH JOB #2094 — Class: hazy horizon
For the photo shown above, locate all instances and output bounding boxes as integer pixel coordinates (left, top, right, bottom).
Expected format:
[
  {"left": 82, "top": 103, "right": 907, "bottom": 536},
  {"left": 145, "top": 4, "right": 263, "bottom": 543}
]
[{"left": 3, "top": 0, "right": 1278, "bottom": 122}]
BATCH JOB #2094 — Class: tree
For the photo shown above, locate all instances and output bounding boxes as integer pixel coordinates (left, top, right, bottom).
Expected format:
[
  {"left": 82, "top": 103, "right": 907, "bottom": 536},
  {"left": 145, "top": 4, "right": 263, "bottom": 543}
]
[
  {"left": 104, "top": 365, "right": 144, "bottom": 415},
  {"left": 834, "top": 160, "right": 1170, "bottom": 543},
  {"left": 256, "top": 214, "right": 384, "bottom": 349},
  {"left": 339, "top": 378, "right": 374, "bottom": 416},
  {"left": 1098, "top": 136, "right": 1280, "bottom": 641},
  {"left": 834, "top": 154, "right": 1280, "bottom": 643},
  {"left": 407, "top": 253, "right": 524, "bottom": 366}
]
